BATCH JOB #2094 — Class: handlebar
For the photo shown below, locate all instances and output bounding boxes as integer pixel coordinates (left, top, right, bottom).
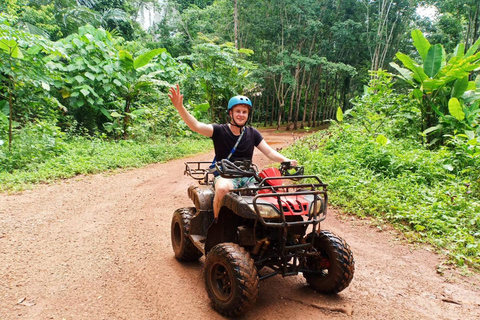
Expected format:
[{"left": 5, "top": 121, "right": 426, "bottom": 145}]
[
  {"left": 184, "top": 159, "right": 308, "bottom": 184},
  {"left": 216, "top": 159, "right": 258, "bottom": 179},
  {"left": 280, "top": 161, "right": 305, "bottom": 178}
]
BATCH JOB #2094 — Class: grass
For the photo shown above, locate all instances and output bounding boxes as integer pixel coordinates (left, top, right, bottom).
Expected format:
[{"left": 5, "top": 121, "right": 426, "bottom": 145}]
[{"left": 0, "top": 134, "right": 213, "bottom": 192}]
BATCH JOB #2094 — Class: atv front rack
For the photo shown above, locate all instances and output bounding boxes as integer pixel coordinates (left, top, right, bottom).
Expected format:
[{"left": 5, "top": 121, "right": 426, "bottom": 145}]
[
  {"left": 233, "top": 176, "right": 330, "bottom": 279},
  {"left": 235, "top": 175, "right": 328, "bottom": 227}
]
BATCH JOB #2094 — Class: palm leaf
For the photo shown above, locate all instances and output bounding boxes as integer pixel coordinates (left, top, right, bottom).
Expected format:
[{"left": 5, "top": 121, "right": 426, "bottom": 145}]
[{"left": 448, "top": 98, "right": 465, "bottom": 121}]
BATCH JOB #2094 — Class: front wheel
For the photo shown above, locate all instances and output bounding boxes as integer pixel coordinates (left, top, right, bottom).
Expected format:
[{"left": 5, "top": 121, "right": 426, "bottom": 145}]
[
  {"left": 171, "top": 207, "right": 203, "bottom": 261},
  {"left": 303, "top": 230, "right": 354, "bottom": 294},
  {"left": 204, "top": 243, "right": 259, "bottom": 317}
]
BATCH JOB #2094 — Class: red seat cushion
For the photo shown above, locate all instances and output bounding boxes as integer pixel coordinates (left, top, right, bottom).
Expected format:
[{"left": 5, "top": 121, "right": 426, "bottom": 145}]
[{"left": 259, "top": 167, "right": 283, "bottom": 186}]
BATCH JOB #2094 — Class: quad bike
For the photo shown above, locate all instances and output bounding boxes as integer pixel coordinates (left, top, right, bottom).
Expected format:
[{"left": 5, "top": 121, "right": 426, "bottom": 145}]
[{"left": 171, "top": 159, "right": 354, "bottom": 317}]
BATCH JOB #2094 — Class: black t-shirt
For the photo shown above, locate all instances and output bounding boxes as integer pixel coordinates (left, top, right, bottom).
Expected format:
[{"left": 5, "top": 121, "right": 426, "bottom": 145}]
[{"left": 211, "top": 124, "right": 263, "bottom": 162}]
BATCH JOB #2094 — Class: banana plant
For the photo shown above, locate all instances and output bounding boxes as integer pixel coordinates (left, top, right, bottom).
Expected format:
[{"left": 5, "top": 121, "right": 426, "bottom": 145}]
[{"left": 390, "top": 29, "right": 480, "bottom": 145}]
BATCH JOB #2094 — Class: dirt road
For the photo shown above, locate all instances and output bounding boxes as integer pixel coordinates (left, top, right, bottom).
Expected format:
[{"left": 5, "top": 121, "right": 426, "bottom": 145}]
[{"left": 1, "top": 129, "right": 479, "bottom": 319}]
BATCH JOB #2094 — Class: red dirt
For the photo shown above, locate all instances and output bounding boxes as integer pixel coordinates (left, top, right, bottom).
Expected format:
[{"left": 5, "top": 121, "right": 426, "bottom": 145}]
[{"left": 1, "top": 128, "right": 479, "bottom": 319}]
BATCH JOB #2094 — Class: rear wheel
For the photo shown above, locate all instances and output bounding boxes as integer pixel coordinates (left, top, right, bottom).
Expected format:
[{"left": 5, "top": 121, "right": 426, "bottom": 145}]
[
  {"left": 204, "top": 243, "right": 259, "bottom": 317},
  {"left": 303, "top": 230, "right": 354, "bottom": 293},
  {"left": 171, "top": 207, "right": 203, "bottom": 261}
]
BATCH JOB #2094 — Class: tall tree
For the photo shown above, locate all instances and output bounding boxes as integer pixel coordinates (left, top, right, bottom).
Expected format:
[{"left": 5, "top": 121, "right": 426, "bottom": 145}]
[
  {"left": 363, "top": 0, "right": 417, "bottom": 72},
  {"left": 430, "top": 0, "right": 480, "bottom": 50},
  {"left": 179, "top": 37, "right": 256, "bottom": 122}
]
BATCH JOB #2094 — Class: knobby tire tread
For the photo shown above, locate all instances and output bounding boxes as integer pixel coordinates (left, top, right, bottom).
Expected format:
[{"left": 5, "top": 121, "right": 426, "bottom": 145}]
[
  {"left": 171, "top": 207, "right": 203, "bottom": 261},
  {"left": 304, "top": 230, "right": 355, "bottom": 294},
  {"left": 205, "top": 243, "right": 259, "bottom": 317}
]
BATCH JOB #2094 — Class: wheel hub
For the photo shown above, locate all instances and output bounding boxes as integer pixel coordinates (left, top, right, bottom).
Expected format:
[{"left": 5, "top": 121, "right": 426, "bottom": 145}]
[{"left": 211, "top": 263, "right": 233, "bottom": 302}]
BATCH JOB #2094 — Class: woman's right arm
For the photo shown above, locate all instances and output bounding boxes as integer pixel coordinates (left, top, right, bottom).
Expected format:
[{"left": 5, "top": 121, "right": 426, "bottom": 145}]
[{"left": 168, "top": 84, "right": 213, "bottom": 137}]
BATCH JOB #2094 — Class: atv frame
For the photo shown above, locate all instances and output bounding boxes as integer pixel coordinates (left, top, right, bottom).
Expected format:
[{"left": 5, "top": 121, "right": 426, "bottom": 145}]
[{"left": 171, "top": 159, "right": 354, "bottom": 316}]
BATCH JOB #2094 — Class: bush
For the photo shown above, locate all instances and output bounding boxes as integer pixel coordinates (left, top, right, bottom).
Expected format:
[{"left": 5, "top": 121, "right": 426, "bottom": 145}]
[
  {"left": 284, "top": 123, "right": 480, "bottom": 268},
  {"left": 0, "top": 121, "right": 66, "bottom": 172}
]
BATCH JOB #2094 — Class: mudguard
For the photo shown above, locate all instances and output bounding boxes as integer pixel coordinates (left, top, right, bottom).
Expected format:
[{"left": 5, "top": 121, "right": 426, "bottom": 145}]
[
  {"left": 188, "top": 185, "right": 214, "bottom": 212},
  {"left": 220, "top": 193, "right": 258, "bottom": 220}
]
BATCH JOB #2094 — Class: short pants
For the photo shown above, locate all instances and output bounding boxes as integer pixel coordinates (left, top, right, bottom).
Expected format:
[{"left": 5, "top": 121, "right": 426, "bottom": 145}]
[{"left": 214, "top": 176, "right": 255, "bottom": 189}]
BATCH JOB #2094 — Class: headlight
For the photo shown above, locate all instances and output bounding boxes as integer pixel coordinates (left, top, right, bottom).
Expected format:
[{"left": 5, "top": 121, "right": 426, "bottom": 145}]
[
  {"left": 309, "top": 197, "right": 323, "bottom": 215},
  {"left": 249, "top": 204, "right": 281, "bottom": 219}
]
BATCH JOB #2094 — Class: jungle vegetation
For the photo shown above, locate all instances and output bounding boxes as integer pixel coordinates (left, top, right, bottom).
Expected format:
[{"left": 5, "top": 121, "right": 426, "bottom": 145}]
[{"left": 1, "top": 0, "right": 479, "bottom": 269}]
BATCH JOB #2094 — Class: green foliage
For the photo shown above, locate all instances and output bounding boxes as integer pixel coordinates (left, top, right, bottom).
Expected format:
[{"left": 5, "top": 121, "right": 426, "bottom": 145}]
[
  {"left": 52, "top": 24, "right": 119, "bottom": 133},
  {"left": 176, "top": 0, "right": 214, "bottom": 12},
  {"left": 425, "top": 14, "right": 463, "bottom": 55},
  {"left": 116, "top": 47, "right": 169, "bottom": 138},
  {"left": 390, "top": 29, "right": 480, "bottom": 146},
  {"left": 56, "top": 0, "right": 134, "bottom": 40},
  {"left": 18, "top": 3, "right": 63, "bottom": 39},
  {"left": 52, "top": 26, "right": 184, "bottom": 138},
  {"left": 180, "top": 37, "right": 257, "bottom": 122},
  {"left": 0, "top": 121, "right": 66, "bottom": 172},
  {"left": 0, "top": 14, "right": 65, "bottom": 149},
  {"left": 390, "top": 29, "right": 480, "bottom": 201},
  {"left": 350, "top": 69, "right": 421, "bottom": 140},
  {"left": 113, "top": 41, "right": 191, "bottom": 139},
  {"left": 285, "top": 123, "right": 480, "bottom": 268}
]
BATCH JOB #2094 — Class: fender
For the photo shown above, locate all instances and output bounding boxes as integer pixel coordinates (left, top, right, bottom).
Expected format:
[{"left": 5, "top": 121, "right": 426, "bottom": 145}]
[
  {"left": 204, "top": 193, "right": 259, "bottom": 253},
  {"left": 188, "top": 185, "right": 214, "bottom": 212},
  {"left": 220, "top": 193, "right": 258, "bottom": 220},
  {"left": 188, "top": 185, "right": 214, "bottom": 237}
]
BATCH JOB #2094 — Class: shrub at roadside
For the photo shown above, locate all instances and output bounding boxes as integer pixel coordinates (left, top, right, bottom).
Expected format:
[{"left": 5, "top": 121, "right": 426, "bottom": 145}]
[{"left": 286, "top": 124, "right": 480, "bottom": 269}]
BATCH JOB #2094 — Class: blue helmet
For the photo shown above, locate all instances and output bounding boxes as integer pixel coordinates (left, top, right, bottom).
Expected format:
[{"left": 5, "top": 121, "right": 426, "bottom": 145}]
[{"left": 227, "top": 95, "right": 252, "bottom": 111}]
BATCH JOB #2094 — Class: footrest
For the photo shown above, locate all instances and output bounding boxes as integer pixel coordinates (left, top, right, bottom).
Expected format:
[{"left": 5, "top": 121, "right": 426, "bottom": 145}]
[{"left": 190, "top": 235, "right": 206, "bottom": 253}]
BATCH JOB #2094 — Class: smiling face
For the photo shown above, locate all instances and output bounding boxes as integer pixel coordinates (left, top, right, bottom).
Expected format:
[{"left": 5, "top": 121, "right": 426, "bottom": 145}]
[{"left": 229, "top": 104, "right": 250, "bottom": 126}]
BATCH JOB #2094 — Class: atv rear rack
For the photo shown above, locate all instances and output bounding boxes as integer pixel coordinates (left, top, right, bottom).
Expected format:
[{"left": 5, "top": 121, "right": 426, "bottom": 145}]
[
  {"left": 184, "top": 161, "right": 260, "bottom": 185},
  {"left": 184, "top": 161, "right": 214, "bottom": 184}
]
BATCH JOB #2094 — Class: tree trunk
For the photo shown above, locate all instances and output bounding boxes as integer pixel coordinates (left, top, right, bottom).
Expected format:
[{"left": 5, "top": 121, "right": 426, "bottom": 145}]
[
  {"left": 277, "top": 103, "right": 283, "bottom": 130},
  {"left": 322, "top": 78, "right": 330, "bottom": 123},
  {"left": 328, "top": 74, "right": 339, "bottom": 120},
  {"left": 234, "top": 0, "right": 238, "bottom": 49},
  {"left": 341, "top": 76, "right": 351, "bottom": 111},
  {"left": 264, "top": 93, "right": 269, "bottom": 127},
  {"left": 123, "top": 99, "right": 131, "bottom": 139},
  {"left": 301, "top": 70, "right": 312, "bottom": 129},
  {"left": 287, "top": 62, "right": 301, "bottom": 131},
  {"left": 270, "top": 91, "right": 275, "bottom": 127},
  {"left": 294, "top": 66, "right": 306, "bottom": 130},
  {"left": 286, "top": 88, "right": 294, "bottom": 131},
  {"left": 7, "top": 75, "right": 14, "bottom": 150},
  {"left": 365, "top": 0, "right": 398, "bottom": 72},
  {"left": 310, "top": 81, "right": 320, "bottom": 127}
]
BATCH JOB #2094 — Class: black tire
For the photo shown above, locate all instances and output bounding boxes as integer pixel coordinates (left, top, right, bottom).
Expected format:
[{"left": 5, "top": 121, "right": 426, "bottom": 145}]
[
  {"left": 204, "top": 243, "right": 259, "bottom": 317},
  {"left": 171, "top": 207, "right": 203, "bottom": 261},
  {"left": 303, "top": 230, "right": 355, "bottom": 294}
]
